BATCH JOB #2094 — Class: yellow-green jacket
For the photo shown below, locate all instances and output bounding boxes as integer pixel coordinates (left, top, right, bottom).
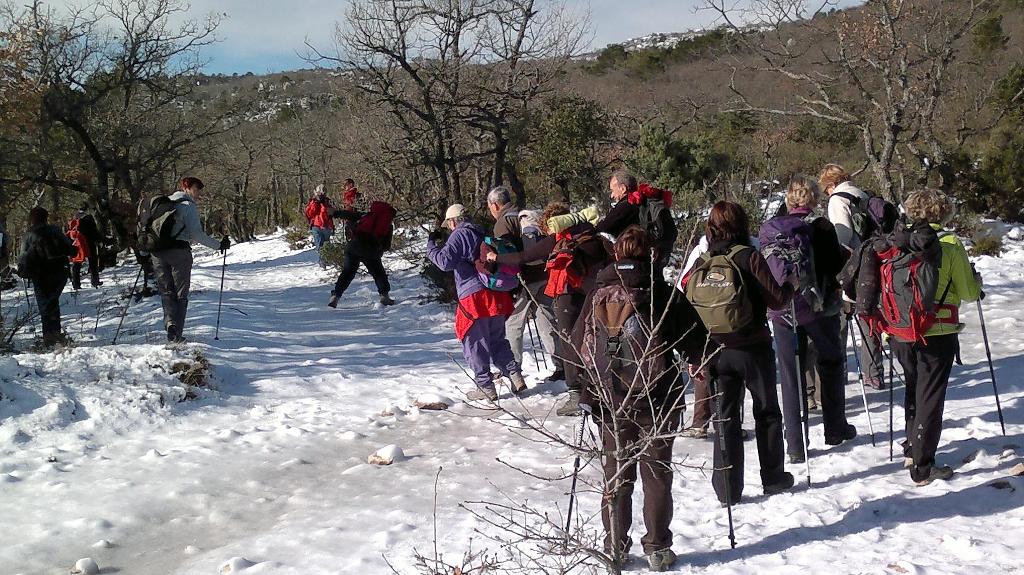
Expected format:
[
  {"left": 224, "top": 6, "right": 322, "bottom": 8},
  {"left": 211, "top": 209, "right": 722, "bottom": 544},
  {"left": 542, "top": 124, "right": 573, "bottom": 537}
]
[{"left": 929, "top": 224, "right": 983, "bottom": 337}]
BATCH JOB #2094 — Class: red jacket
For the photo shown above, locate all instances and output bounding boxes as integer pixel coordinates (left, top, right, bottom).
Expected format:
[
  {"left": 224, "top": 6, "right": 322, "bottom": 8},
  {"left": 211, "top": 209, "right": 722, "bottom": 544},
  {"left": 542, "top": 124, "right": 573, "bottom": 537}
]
[
  {"left": 454, "top": 289, "right": 514, "bottom": 341},
  {"left": 67, "top": 219, "right": 89, "bottom": 264},
  {"left": 305, "top": 197, "right": 335, "bottom": 230}
]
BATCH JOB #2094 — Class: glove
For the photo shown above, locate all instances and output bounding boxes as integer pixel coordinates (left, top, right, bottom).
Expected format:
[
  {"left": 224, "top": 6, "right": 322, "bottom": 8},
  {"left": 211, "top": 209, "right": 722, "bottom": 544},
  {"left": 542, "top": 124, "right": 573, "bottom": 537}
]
[
  {"left": 427, "top": 230, "right": 445, "bottom": 246},
  {"left": 219, "top": 236, "right": 231, "bottom": 252}
]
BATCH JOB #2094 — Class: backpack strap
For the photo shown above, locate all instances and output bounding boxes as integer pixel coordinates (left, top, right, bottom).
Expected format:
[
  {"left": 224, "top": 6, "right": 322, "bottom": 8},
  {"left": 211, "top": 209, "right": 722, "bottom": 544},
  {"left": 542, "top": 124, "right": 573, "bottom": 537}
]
[{"left": 833, "top": 191, "right": 862, "bottom": 206}]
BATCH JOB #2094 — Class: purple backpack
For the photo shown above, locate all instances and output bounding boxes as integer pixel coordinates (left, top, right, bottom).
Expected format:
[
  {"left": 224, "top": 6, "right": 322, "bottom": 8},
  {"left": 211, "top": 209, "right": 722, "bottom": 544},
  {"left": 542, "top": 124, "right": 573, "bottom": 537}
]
[{"left": 758, "top": 214, "right": 823, "bottom": 325}]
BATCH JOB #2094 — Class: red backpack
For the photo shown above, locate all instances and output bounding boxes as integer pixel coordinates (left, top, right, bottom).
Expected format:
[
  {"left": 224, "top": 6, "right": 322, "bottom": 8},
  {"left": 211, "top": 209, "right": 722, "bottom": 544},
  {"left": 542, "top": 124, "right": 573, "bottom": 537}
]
[
  {"left": 870, "top": 222, "right": 949, "bottom": 344},
  {"left": 67, "top": 219, "right": 89, "bottom": 264},
  {"left": 355, "top": 201, "right": 396, "bottom": 249}
]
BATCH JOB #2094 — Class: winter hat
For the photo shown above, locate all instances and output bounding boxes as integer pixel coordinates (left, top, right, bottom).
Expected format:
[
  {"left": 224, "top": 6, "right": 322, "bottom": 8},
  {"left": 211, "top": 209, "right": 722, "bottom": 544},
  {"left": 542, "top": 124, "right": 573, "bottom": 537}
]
[
  {"left": 444, "top": 204, "right": 466, "bottom": 221},
  {"left": 518, "top": 209, "right": 542, "bottom": 231},
  {"left": 314, "top": 184, "right": 325, "bottom": 196}
]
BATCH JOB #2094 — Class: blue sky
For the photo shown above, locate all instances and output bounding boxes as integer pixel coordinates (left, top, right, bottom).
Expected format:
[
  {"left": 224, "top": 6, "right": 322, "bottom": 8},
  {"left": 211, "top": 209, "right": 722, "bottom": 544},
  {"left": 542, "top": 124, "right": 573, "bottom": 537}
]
[{"left": 44, "top": 0, "right": 861, "bottom": 75}]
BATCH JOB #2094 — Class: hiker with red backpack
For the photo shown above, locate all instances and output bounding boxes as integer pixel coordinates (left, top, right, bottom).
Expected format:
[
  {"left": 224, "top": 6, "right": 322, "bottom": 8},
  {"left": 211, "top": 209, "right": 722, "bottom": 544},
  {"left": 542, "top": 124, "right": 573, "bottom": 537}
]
[
  {"left": 67, "top": 206, "right": 104, "bottom": 290},
  {"left": 572, "top": 226, "right": 690, "bottom": 572},
  {"left": 485, "top": 201, "right": 611, "bottom": 415},
  {"left": 486, "top": 187, "right": 564, "bottom": 384},
  {"left": 597, "top": 171, "right": 677, "bottom": 281},
  {"left": 857, "top": 189, "right": 982, "bottom": 486},
  {"left": 760, "top": 176, "right": 856, "bottom": 466},
  {"left": 427, "top": 204, "right": 526, "bottom": 401},
  {"left": 327, "top": 193, "right": 396, "bottom": 308},
  {"left": 683, "top": 201, "right": 796, "bottom": 504}
]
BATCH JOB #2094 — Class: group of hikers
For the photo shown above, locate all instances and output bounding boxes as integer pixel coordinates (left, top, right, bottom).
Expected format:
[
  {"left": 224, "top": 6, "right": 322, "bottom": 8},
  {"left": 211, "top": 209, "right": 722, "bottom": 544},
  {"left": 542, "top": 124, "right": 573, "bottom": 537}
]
[
  {"left": 415, "top": 165, "right": 983, "bottom": 571},
  {"left": 5, "top": 162, "right": 991, "bottom": 571}
]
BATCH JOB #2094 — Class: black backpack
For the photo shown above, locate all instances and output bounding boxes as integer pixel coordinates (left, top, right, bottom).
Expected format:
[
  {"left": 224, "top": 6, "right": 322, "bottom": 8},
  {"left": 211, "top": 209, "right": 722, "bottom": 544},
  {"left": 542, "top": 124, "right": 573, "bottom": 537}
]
[{"left": 139, "top": 196, "right": 186, "bottom": 252}]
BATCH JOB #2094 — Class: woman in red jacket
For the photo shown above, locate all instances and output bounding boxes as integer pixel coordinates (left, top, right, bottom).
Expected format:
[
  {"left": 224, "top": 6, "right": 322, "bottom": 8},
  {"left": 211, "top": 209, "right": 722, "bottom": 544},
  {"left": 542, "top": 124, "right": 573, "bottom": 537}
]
[{"left": 305, "top": 184, "right": 335, "bottom": 269}]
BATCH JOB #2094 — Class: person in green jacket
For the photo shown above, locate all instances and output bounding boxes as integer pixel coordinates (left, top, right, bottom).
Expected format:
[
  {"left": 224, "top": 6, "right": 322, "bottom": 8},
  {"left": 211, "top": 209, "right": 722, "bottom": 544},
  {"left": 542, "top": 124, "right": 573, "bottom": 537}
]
[{"left": 892, "top": 188, "right": 983, "bottom": 486}]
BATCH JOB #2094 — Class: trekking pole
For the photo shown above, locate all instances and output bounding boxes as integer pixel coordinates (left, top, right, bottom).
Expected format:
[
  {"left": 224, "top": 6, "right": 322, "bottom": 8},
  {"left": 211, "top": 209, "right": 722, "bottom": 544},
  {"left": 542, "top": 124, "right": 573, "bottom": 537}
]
[
  {"left": 214, "top": 249, "right": 227, "bottom": 341},
  {"left": 848, "top": 317, "right": 877, "bottom": 447},
  {"left": 525, "top": 314, "right": 543, "bottom": 371},
  {"left": 792, "top": 302, "right": 811, "bottom": 487},
  {"left": 533, "top": 317, "right": 549, "bottom": 370},
  {"left": 975, "top": 299, "right": 1006, "bottom": 436},
  {"left": 563, "top": 412, "right": 588, "bottom": 549},
  {"left": 111, "top": 265, "right": 143, "bottom": 345},
  {"left": 888, "top": 345, "right": 895, "bottom": 462},
  {"left": 23, "top": 280, "right": 35, "bottom": 332},
  {"left": 710, "top": 373, "right": 736, "bottom": 549}
]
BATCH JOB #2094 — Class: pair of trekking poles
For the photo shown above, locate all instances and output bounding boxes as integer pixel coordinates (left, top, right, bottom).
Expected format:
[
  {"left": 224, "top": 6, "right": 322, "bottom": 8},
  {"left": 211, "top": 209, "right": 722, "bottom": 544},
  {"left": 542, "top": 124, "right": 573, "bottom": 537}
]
[{"left": 112, "top": 250, "right": 229, "bottom": 344}]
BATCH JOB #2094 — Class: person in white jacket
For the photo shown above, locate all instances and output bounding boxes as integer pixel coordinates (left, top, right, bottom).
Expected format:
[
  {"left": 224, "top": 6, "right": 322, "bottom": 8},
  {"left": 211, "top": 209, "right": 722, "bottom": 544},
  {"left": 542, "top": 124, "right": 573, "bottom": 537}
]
[
  {"left": 151, "top": 176, "right": 230, "bottom": 343},
  {"left": 818, "top": 163, "right": 885, "bottom": 389}
]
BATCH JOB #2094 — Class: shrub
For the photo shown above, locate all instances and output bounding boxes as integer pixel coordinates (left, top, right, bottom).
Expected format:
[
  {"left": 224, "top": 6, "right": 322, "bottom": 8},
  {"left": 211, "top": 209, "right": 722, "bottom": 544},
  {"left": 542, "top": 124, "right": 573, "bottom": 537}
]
[
  {"left": 285, "top": 226, "right": 312, "bottom": 250},
  {"left": 970, "top": 234, "right": 1004, "bottom": 257},
  {"left": 320, "top": 238, "right": 348, "bottom": 269}
]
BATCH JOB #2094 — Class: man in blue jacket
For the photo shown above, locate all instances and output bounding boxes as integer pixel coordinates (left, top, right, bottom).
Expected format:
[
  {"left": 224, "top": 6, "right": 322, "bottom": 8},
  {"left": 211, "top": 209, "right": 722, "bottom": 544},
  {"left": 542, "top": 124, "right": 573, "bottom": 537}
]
[{"left": 427, "top": 204, "right": 526, "bottom": 401}]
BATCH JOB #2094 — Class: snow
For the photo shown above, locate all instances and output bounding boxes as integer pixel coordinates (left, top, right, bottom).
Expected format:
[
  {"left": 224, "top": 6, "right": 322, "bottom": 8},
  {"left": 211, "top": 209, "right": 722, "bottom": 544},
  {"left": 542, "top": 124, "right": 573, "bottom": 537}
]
[{"left": 0, "top": 231, "right": 1022, "bottom": 574}]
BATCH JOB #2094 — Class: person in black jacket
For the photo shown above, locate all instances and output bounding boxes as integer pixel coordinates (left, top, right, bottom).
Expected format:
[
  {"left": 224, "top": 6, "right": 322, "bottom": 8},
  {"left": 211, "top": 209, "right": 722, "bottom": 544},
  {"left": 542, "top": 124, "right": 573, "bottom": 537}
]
[
  {"left": 18, "top": 207, "right": 76, "bottom": 348},
  {"left": 328, "top": 201, "right": 396, "bottom": 308},
  {"left": 598, "top": 171, "right": 677, "bottom": 281}
]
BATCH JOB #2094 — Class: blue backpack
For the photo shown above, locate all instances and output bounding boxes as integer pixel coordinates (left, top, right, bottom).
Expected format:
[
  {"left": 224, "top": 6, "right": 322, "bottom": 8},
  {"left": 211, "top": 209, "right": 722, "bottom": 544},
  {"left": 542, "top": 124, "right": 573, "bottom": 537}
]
[{"left": 476, "top": 236, "right": 521, "bottom": 292}]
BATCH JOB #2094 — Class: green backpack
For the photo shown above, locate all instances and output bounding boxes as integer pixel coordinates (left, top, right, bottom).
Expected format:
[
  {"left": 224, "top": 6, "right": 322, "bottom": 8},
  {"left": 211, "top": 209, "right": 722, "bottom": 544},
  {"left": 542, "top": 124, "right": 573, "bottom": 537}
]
[{"left": 684, "top": 245, "right": 754, "bottom": 334}]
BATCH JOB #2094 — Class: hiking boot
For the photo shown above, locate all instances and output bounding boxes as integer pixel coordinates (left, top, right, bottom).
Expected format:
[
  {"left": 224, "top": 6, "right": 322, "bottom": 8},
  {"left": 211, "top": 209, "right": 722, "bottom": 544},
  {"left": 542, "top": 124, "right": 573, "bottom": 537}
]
[
  {"left": 327, "top": 294, "right": 339, "bottom": 308},
  {"left": 904, "top": 457, "right": 915, "bottom": 469},
  {"left": 681, "top": 426, "right": 709, "bottom": 439},
  {"left": 913, "top": 465, "right": 953, "bottom": 486},
  {"left": 764, "top": 472, "right": 795, "bottom": 496},
  {"left": 555, "top": 391, "right": 582, "bottom": 416},
  {"left": 542, "top": 369, "right": 566, "bottom": 384},
  {"left": 166, "top": 326, "right": 185, "bottom": 344},
  {"left": 825, "top": 424, "right": 857, "bottom": 446},
  {"left": 139, "top": 286, "right": 157, "bottom": 298},
  {"left": 379, "top": 293, "right": 396, "bottom": 306},
  {"left": 647, "top": 548, "right": 677, "bottom": 572},
  {"left": 865, "top": 376, "right": 886, "bottom": 391},
  {"left": 466, "top": 386, "right": 499, "bottom": 402},
  {"left": 509, "top": 372, "right": 527, "bottom": 395},
  {"left": 789, "top": 452, "right": 806, "bottom": 464}
]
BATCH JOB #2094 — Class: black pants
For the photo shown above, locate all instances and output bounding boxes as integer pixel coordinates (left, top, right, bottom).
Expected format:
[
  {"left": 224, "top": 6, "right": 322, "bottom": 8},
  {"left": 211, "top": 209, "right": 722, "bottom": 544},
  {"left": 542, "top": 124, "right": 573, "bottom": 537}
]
[
  {"left": 773, "top": 314, "right": 850, "bottom": 454},
  {"left": 71, "top": 253, "right": 100, "bottom": 289},
  {"left": 711, "top": 343, "right": 787, "bottom": 503},
  {"left": 552, "top": 292, "right": 585, "bottom": 391},
  {"left": 34, "top": 274, "right": 67, "bottom": 338},
  {"left": 891, "top": 334, "right": 958, "bottom": 481},
  {"left": 333, "top": 247, "right": 390, "bottom": 297},
  {"left": 599, "top": 414, "right": 676, "bottom": 556}
]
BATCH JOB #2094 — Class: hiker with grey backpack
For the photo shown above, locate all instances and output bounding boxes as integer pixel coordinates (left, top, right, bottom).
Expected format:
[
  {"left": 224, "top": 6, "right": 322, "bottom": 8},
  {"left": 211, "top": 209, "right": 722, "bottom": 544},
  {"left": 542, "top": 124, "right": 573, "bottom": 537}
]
[
  {"left": 760, "top": 176, "right": 857, "bottom": 470},
  {"left": 682, "top": 201, "right": 796, "bottom": 506},
  {"left": 140, "top": 177, "right": 230, "bottom": 344},
  {"left": 855, "top": 189, "right": 982, "bottom": 486}
]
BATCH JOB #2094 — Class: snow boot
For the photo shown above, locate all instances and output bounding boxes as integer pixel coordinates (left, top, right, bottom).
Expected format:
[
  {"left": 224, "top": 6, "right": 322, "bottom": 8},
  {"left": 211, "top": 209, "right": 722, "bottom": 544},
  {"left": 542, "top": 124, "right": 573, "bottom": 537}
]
[
  {"left": 466, "top": 386, "right": 499, "bottom": 402},
  {"left": 913, "top": 465, "right": 953, "bottom": 486},
  {"left": 543, "top": 369, "right": 566, "bottom": 384},
  {"left": 681, "top": 426, "right": 709, "bottom": 439},
  {"left": 379, "top": 293, "right": 396, "bottom": 306},
  {"left": 825, "top": 423, "right": 857, "bottom": 446},
  {"left": 555, "top": 391, "right": 582, "bottom": 416},
  {"left": 647, "top": 548, "right": 677, "bottom": 572},
  {"left": 764, "top": 472, "right": 795, "bottom": 496},
  {"left": 509, "top": 372, "right": 527, "bottom": 395},
  {"left": 139, "top": 285, "right": 156, "bottom": 298},
  {"left": 327, "top": 294, "right": 339, "bottom": 308}
]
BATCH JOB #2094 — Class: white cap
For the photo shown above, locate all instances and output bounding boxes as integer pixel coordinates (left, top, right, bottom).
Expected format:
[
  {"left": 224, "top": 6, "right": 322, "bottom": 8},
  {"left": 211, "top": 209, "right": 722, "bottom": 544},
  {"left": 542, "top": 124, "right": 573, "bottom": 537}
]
[
  {"left": 314, "top": 184, "right": 325, "bottom": 195},
  {"left": 444, "top": 204, "right": 466, "bottom": 221}
]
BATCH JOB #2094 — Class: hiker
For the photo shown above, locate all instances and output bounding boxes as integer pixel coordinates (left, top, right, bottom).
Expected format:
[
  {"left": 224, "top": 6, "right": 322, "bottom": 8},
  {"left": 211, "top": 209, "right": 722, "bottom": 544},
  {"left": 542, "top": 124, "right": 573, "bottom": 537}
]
[
  {"left": 305, "top": 184, "right": 335, "bottom": 269},
  {"left": 17, "top": 207, "right": 76, "bottom": 348},
  {"left": 67, "top": 206, "right": 104, "bottom": 290},
  {"left": 0, "top": 215, "right": 14, "bottom": 290},
  {"left": 486, "top": 186, "right": 563, "bottom": 383},
  {"left": 327, "top": 196, "right": 396, "bottom": 308},
  {"left": 485, "top": 201, "right": 611, "bottom": 415},
  {"left": 683, "top": 201, "right": 795, "bottom": 504},
  {"left": 597, "top": 171, "right": 676, "bottom": 279},
  {"left": 132, "top": 198, "right": 158, "bottom": 298},
  {"left": 820, "top": 163, "right": 886, "bottom": 389},
  {"left": 143, "top": 176, "right": 230, "bottom": 343},
  {"left": 427, "top": 204, "right": 526, "bottom": 400},
  {"left": 871, "top": 189, "right": 981, "bottom": 485},
  {"left": 574, "top": 226, "right": 687, "bottom": 572},
  {"left": 760, "top": 175, "right": 856, "bottom": 463}
]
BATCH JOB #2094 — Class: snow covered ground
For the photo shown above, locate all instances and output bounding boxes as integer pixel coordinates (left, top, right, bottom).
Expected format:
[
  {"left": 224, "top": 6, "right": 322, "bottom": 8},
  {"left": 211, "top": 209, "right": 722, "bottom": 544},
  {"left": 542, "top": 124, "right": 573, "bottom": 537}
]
[{"left": 1, "top": 231, "right": 1022, "bottom": 574}]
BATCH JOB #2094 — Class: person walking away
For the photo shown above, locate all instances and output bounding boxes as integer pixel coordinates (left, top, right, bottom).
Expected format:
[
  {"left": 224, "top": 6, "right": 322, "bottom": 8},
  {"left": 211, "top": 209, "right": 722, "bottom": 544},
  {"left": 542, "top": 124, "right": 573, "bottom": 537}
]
[
  {"left": 305, "top": 184, "right": 335, "bottom": 269},
  {"left": 67, "top": 206, "right": 104, "bottom": 289},
  {"left": 486, "top": 187, "right": 564, "bottom": 382},
  {"left": 486, "top": 202, "right": 611, "bottom": 415},
  {"left": 143, "top": 177, "right": 230, "bottom": 344},
  {"left": 820, "top": 163, "right": 885, "bottom": 389},
  {"left": 327, "top": 198, "right": 396, "bottom": 307},
  {"left": 880, "top": 189, "right": 981, "bottom": 485},
  {"left": 574, "top": 226, "right": 687, "bottom": 571},
  {"left": 761, "top": 176, "right": 856, "bottom": 464},
  {"left": 683, "top": 201, "right": 795, "bottom": 504},
  {"left": 17, "top": 207, "right": 76, "bottom": 348},
  {"left": 427, "top": 204, "right": 526, "bottom": 400}
]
